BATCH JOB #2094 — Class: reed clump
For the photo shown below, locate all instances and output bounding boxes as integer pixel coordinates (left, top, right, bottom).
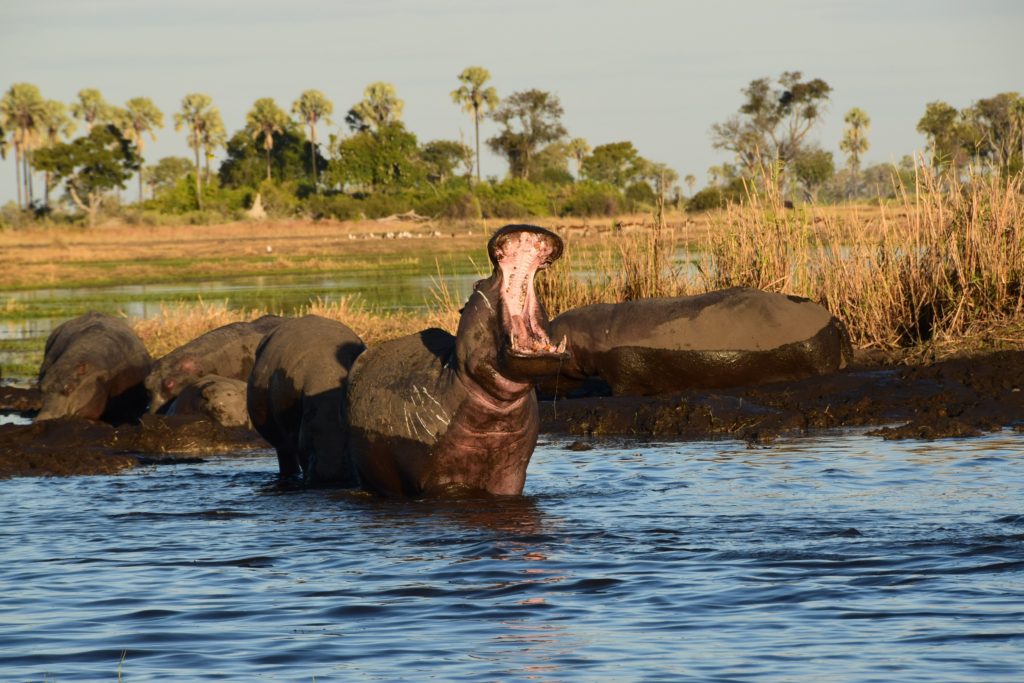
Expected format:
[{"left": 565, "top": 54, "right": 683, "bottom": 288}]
[
  {"left": 129, "top": 165, "right": 1022, "bottom": 360},
  {"left": 536, "top": 163, "right": 1023, "bottom": 355},
  {"left": 131, "top": 295, "right": 455, "bottom": 359}
]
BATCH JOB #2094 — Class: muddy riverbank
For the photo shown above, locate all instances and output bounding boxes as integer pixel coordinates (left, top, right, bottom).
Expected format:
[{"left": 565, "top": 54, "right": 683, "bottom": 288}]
[{"left": 2, "top": 349, "right": 1022, "bottom": 479}]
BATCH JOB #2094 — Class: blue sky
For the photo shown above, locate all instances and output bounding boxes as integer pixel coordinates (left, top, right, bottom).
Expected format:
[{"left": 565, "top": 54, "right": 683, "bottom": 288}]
[{"left": 2, "top": 0, "right": 1022, "bottom": 203}]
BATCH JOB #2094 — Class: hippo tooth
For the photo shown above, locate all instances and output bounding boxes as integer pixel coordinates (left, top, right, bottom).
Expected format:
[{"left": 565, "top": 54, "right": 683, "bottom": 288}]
[{"left": 557, "top": 336, "right": 567, "bottom": 354}]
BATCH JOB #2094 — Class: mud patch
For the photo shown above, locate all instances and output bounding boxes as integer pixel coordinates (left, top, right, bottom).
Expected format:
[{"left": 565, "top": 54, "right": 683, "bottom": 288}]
[
  {"left": 0, "top": 414, "right": 267, "bottom": 479},
  {"left": 540, "top": 350, "right": 1024, "bottom": 442}
]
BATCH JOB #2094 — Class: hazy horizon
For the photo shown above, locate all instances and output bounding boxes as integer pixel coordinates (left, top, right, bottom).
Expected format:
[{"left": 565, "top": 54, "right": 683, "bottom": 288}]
[{"left": 2, "top": 0, "right": 1022, "bottom": 205}]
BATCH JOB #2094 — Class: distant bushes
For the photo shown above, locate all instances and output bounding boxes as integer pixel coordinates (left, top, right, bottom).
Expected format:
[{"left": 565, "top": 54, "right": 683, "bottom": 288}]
[{"left": 7, "top": 170, "right": 829, "bottom": 228}]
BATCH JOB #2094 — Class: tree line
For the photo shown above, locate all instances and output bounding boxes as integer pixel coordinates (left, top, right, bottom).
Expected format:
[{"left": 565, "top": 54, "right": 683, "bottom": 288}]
[{"left": 2, "top": 70, "right": 1022, "bottom": 226}]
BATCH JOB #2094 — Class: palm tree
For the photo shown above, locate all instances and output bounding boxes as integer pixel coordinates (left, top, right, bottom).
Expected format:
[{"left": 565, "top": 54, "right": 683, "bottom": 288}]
[
  {"left": 196, "top": 110, "right": 225, "bottom": 189},
  {"left": 1, "top": 83, "right": 46, "bottom": 209},
  {"left": 117, "top": 97, "right": 164, "bottom": 202},
  {"left": 246, "top": 98, "right": 290, "bottom": 181},
  {"left": 292, "top": 90, "right": 333, "bottom": 190},
  {"left": 38, "top": 100, "right": 76, "bottom": 208},
  {"left": 69, "top": 88, "right": 110, "bottom": 132},
  {"left": 348, "top": 82, "right": 404, "bottom": 132},
  {"left": 839, "top": 108, "right": 871, "bottom": 198},
  {"left": 684, "top": 174, "right": 697, "bottom": 196},
  {"left": 450, "top": 67, "right": 499, "bottom": 184},
  {"left": 566, "top": 137, "right": 591, "bottom": 179},
  {"left": 174, "top": 93, "right": 217, "bottom": 209}
]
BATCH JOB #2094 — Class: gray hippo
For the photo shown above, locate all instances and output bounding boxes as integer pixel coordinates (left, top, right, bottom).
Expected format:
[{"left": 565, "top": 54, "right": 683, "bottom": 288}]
[
  {"left": 145, "top": 314, "right": 283, "bottom": 413},
  {"left": 543, "top": 287, "right": 852, "bottom": 397},
  {"left": 166, "top": 374, "right": 252, "bottom": 428},
  {"left": 344, "top": 224, "right": 568, "bottom": 497},
  {"left": 247, "top": 315, "right": 366, "bottom": 485},
  {"left": 37, "top": 312, "right": 152, "bottom": 423}
]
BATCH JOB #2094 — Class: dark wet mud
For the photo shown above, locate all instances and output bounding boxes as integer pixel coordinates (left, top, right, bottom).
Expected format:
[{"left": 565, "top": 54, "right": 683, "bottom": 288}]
[
  {"left": 0, "top": 413, "right": 267, "bottom": 478},
  {"left": 2, "top": 350, "right": 1022, "bottom": 479},
  {"left": 540, "top": 350, "right": 1024, "bottom": 442}
]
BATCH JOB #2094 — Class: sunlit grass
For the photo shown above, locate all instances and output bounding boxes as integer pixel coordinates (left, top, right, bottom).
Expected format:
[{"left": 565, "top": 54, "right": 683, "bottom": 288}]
[{"left": 537, "top": 164, "right": 1023, "bottom": 358}]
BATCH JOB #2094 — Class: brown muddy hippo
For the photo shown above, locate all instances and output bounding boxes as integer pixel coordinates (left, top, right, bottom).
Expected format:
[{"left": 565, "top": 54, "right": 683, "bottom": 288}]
[
  {"left": 542, "top": 287, "right": 851, "bottom": 397},
  {"left": 344, "top": 224, "right": 568, "bottom": 497},
  {"left": 37, "top": 312, "right": 152, "bottom": 423},
  {"left": 145, "top": 315, "right": 283, "bottom": 413},
  {"left": 166, "top": 374, "right": 252, "bottom": 428},
  {"left": 248, "top": 315, "right": 366, "bottom": 485}
]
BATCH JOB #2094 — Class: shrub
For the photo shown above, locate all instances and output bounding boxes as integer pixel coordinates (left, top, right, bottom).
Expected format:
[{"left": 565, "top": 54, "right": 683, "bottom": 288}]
[
  {"left": 302, "top": 192, "right": 363, "bottom": 221},
  {"left": 558, "top": 181, "right": 623, "bottom": 217},
  {"left": 476, "top": 179, "right": 552, "bottom": 218},
  {"left": 625, "top": 181, "right": 657, "bottom": 209}
]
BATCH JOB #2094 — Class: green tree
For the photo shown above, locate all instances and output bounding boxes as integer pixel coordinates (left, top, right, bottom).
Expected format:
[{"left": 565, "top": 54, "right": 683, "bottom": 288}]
[
  {"left": 1, "top": 83, "right": 46, "bottom": 209},
  {"left": 219, "top": 128, "right": 323, "bottom": 189},
  {"left": 199, "top": 110, "right": 226, "bottom": 187},
  {"left": 566, "top": 137, "right": 591, "bottom": 178},
  {"left": 69, "top": 88, "right": 111, "bottom": 132},
  {"left": 292, "top": 90, "right": 334, "bottom": 190},
  {"left": 421, "top": 139, "right": 471, "bottom": 183},
  {"left": 916, "top": 101, "right": 969, "bottom": 173},
  {"left": 791, "top": 147, "right": 834, "bottom": 202},
  {"left": 114, "top": 97, "right": 165, "bottom": 202},
  {"left": 711, "top": 71, "right": 832, "bottom": 188},
  {"left": 37, "top": 100, "right": 76, "bottom": 208},
  {"left": 328, "top": 122, "right": 422, "bottom": 193},
  {"left": 142, "top": 156, "right": 194, "bottom": 199},
  {"left": 964, "top": 92, "right": 1023, "bottom": 171},
  {"left": 33, "top": 124, "right": 140, "bottom": 226},
  {"left": 174, "top": 93, "right": 219, "bottom": 208},
  {"left": 450, "top": 66, "right": 499, "bottom": 184},
  {"left": 581, "top": 141, "right": 643, "bottom": 188},
  {"left": 684, "top": 174, "right": 697, "bottom": 196},
  {"left": 529, "top": 142, "right": 573, "bottom": 185},
  {"left": 487, "top": 89, "right": 566, "bottom": 180},
  {"left": 839, "top": 107, "right": 870, "bottom": 198},
  {"left": 245, "top": 98, "right": 290, "bottom": 181},
  {"left": 346, "top": 82, "right": 404, "bottom": 133}
]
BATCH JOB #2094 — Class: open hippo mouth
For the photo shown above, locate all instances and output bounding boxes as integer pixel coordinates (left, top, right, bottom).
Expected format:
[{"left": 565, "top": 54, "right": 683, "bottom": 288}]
[{"left": 487, "top": 225, "right": 570, "bottom": 377}]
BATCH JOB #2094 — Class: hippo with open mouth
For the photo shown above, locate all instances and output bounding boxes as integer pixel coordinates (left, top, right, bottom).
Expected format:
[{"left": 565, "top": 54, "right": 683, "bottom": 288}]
[{"left": 344, "top": 224, "right": 569, "bottom": 497}]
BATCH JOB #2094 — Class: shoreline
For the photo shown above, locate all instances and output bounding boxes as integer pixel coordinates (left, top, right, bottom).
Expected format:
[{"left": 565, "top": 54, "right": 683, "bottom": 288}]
[{"left": 3, "top": 348, "right": 1021, "bottom": 480}]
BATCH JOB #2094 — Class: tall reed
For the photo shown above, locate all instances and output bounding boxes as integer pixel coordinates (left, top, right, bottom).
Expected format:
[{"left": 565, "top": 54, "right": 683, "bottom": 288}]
[{"left": 536, "top": 164, "right": 1023, "bottom": 354}]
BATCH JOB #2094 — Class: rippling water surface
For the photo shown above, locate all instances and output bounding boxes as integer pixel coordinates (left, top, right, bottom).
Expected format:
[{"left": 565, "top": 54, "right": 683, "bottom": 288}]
[{"left": 3, "top": 431, "right": 1023, "bottom": 681}]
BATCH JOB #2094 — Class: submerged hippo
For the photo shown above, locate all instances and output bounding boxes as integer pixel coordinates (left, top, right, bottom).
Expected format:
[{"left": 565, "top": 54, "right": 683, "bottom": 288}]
[
  {"left": 248, "top": 315, "right": 366, "bottom": 485},
  {"left": 344, "top": 224, "right": 568, "bottom": 497},
  {"left": 145, "top": 315, "right": 283, "bottom": 413},
  {"left": 166, "top": 374, "right": 252, "bottom": 428},
  {"left": 37, "top": 312, "right": 152, "bottom": 423},
  {"left": 543, "top": 287, "right": 851, "bottom": 397}
]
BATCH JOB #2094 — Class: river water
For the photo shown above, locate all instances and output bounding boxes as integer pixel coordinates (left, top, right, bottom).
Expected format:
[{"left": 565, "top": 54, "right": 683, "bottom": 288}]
[{"left": 2, "top": 430, "right": 1022, "bottom": 681}]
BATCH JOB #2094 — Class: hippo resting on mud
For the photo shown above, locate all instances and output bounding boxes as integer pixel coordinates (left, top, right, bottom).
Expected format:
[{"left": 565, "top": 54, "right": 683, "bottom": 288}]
[
  {"left": 145, "top": 315, "right": 283, "bottom": 414},
  {"left": 166, "top": 375, "right": 252, "bottom": 428},
  {"left": 37, "top": 312, "right": 152, "bottom": 422},
  {"left": 543, "top": 287, "right": 851, "bottom": 397},
  {"left": 248, "top": 315, "right": 366, "bottom": 486},
  {"left": 344, "top": 225, "right": 569, "bottom": 497}
]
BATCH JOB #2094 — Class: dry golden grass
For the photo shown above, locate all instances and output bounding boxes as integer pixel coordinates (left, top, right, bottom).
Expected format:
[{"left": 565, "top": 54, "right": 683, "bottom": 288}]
[
  {"left": 10, "top": 170, "right": 1022, "bottom": 361},
  {"left": 540, "top": 167, "right": 1024, "bottom": 357},
  {"left": 131, "top": 293, "right": 462, "bottom": 359}
]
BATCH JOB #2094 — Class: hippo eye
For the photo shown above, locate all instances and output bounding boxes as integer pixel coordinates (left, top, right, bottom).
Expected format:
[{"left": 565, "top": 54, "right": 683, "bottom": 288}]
[
  {"left": 163, "top": 378, "right": 176, "bottom": 391},
  {"left": 61, "top": 384, "right": 73, "bottom": 396}
]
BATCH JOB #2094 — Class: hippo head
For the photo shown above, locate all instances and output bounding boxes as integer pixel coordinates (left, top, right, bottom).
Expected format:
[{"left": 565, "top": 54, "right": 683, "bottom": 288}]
[
  {"left": 37, "top": 361, "right": 105, "bottom": 421},
  {"left": 456, "top": 224, "right": 569, "bottom": 398},
  {"left": 145, "top": 357, "right": 198, "bottom": 414}
]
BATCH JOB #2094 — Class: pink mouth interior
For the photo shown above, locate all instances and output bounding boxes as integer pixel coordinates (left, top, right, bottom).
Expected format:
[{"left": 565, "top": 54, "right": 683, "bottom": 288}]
[{"left": 492, "top": 231, "right": 565, "bottom": 356}]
